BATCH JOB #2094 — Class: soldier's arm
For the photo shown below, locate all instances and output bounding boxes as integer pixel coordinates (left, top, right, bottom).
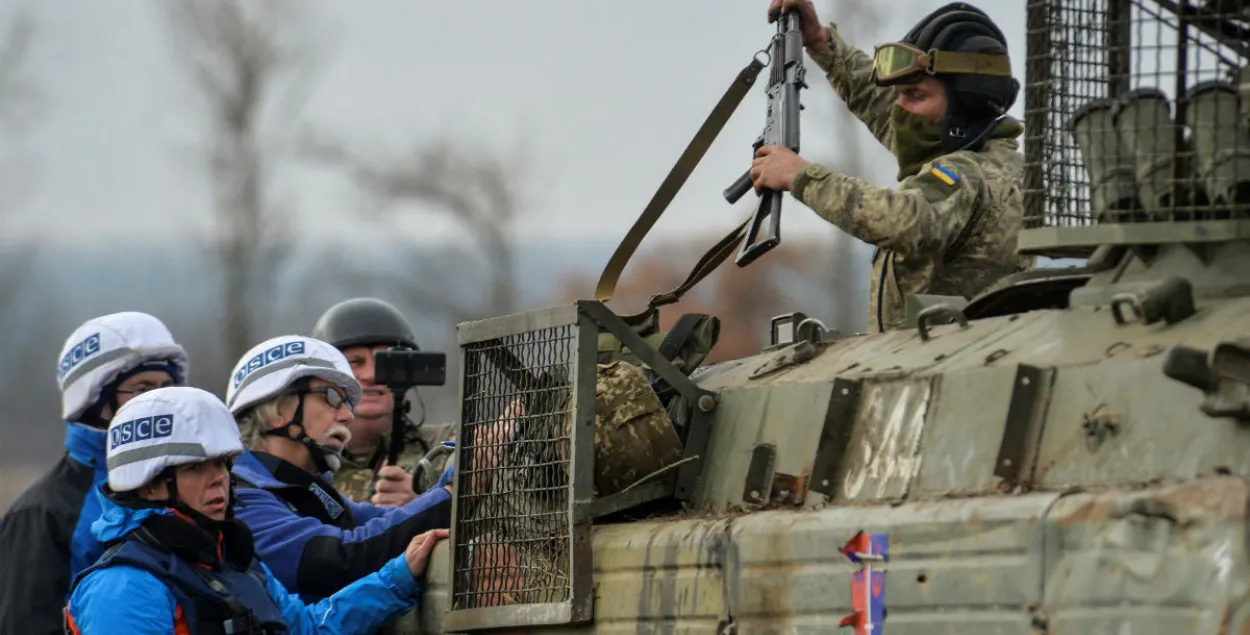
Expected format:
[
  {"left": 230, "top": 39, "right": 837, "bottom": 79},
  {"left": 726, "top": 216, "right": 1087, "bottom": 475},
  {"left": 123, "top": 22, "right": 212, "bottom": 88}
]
[
  {"left": 790, "top": 154, "right": 983, "bottom": 258},
  {"left": 805, "top": 23, "right": 899, "bottom": 149}
]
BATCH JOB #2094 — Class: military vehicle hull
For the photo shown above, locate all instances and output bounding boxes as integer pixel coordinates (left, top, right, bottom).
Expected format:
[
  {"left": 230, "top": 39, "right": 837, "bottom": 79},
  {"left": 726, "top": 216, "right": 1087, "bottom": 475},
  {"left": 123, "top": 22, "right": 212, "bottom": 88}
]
[
  {"left": 418, "top": 292, "right": 1250, "bottom": 633},
  {"left": 418, "top": 478, "right": 1245, "bottom": 633}
]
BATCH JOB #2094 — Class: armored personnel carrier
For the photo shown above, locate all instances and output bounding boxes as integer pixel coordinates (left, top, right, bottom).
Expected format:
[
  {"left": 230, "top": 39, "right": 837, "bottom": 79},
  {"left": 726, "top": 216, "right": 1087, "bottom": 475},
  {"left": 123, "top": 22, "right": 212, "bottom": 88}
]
[{"left": 415, "top": 0, "right": 1250, "bottom": 632}]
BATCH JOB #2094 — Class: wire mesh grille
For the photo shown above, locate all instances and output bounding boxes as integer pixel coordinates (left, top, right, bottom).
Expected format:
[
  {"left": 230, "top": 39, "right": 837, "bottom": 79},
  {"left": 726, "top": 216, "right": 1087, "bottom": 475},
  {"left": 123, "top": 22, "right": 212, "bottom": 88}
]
[
  {"left": 1024, "top": 0, "right": 1250, "bottom": 227},
  {"left": 452, "top": 323, "right": 578, "bottom": 611}
]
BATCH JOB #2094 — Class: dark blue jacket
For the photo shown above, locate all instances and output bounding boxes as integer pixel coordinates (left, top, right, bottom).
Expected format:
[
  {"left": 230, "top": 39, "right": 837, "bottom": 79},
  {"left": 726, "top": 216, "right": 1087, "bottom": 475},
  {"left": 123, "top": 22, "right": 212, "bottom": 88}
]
[
  {"left": 0, "top": 424, "right": 110, "bottom": 635},
  {"left": 64, "top": 490, "right": 421, "bottom": 635},
  {"left": 231, "top": 451, "right": 451, "bottom": 602}
]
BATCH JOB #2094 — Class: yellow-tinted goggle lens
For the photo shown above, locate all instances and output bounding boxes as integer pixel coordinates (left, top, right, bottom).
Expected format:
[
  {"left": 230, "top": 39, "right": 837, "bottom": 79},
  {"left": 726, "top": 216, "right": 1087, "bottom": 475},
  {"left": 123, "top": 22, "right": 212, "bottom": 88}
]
[{"left": 873, "top": 44, "right": 926, "bottom": 82}]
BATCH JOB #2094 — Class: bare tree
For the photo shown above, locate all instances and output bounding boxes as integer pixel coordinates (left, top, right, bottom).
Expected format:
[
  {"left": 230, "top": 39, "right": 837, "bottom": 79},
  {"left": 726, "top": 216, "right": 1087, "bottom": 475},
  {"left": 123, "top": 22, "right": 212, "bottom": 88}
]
[
  {"left": 162, "top": 0, "right": 325, "bottom": 360},
  {"left": 301, "top": 133, "right": 527, "bottom": 321},
  {"left": 0, "top": 7, "right": 39, "bottom": 330},
  {"left": 0, "top": 7, "right": 36, "bottom": 231},
  {"left": 0, "top": 5, "right": 54, "bottom": 464}
]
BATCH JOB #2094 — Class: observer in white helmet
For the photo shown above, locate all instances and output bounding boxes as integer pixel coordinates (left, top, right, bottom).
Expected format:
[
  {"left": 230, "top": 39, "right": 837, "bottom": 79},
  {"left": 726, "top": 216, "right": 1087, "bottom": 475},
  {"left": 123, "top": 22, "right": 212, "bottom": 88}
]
[
  {"left": 224, "top": 335, "right": 452, "bottom": 602},
  {"left": 0, "top": 312, "right": 189, "bottom": 635},
  {"left": 62, "top": 386, "right": 447, "bottom": 635}
]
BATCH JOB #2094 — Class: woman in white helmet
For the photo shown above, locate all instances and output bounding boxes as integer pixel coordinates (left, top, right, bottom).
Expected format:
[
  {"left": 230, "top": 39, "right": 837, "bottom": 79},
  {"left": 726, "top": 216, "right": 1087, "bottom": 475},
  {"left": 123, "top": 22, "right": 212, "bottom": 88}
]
[
  {"left": 62, "top": 386, "right": 448, "bottom": 635},
  {"left": 224, "top": 335, "right": 452, "bottom": 603},
  {"left": 0, "top": 311, "right": 189, "bottom": 635}
]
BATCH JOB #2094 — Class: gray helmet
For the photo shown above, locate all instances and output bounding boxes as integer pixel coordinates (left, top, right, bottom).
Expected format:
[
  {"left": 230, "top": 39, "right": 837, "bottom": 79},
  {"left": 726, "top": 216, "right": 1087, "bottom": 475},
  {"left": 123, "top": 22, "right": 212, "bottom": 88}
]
[{"left": 310, "top": 297, "right": 420, "bottom": 351}]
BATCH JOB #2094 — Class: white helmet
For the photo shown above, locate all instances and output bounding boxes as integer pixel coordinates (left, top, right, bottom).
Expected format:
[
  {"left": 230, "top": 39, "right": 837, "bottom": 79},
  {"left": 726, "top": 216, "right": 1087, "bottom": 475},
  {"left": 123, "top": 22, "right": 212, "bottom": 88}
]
[
  {"left": 57, "top": 312, "right": 190, "bottom": 422},
  {"left": 106, "top": 386, "right": 244, "bottom": 493},
  {"left": 225, "top": 335, "right": 361, "bottom": 415}
]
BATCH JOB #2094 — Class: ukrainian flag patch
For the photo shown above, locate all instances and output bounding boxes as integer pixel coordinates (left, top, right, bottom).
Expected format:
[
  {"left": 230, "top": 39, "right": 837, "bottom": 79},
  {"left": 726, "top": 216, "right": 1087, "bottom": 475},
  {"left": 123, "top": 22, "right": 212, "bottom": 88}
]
[{"left": 930, "top": 165, "right": 959, "bottom": 186}]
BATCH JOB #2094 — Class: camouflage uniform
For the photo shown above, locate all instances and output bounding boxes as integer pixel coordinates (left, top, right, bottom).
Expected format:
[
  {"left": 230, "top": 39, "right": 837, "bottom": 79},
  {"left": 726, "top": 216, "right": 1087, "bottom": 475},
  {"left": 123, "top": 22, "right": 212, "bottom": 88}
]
[
  {"left": 332, "top": 417, "right": 458, "bottom": 503},
  {"left": 793, "top": 24, "right": 1035, "bottom": 333},
  {"left": 457, "top": 360, "right": 684, "bottom": 604}
]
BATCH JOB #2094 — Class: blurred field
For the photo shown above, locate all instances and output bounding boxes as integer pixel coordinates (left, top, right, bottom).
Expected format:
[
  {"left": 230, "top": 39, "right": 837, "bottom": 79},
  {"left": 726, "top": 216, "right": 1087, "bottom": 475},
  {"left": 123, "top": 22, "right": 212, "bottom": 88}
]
[{"left": 0, "top": 463, "right": 48, "bottom": 515}]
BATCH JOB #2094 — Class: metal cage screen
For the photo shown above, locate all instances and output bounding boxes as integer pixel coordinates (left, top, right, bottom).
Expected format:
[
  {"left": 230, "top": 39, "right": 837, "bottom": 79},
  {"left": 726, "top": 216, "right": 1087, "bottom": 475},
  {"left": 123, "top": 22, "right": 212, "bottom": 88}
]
[
  {"left": 1023, "top": 0, "right": 1250, "bottom": 228},
  {"left": 451, "top": 320, "right": 578, "bottom": 611}
]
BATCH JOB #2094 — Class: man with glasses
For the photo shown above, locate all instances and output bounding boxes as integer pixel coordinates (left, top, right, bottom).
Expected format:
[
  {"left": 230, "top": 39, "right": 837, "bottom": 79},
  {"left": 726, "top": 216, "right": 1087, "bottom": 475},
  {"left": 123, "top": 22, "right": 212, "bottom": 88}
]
[
  {"left": 0, "top": 312, "right": 189, "bottom": 635},
  {"left": 750, "top": 0, "right": 1033, "bottom": 333},
  {"left": 223, "top": 335, "right": 453, "bottom": 606}
]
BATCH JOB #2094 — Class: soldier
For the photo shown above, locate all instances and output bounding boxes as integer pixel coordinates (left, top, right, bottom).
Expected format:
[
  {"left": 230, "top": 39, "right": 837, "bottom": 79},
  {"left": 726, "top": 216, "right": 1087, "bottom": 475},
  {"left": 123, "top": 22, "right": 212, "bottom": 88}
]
[
  {"left": 753, "top": 0, "right": 1034, "bottom": 333},
  {"left": 0, "top": 312, "right": 189, "bottom": 635},
  {"left": 312, "top": 298, "right": 456, "bottom": 506}
]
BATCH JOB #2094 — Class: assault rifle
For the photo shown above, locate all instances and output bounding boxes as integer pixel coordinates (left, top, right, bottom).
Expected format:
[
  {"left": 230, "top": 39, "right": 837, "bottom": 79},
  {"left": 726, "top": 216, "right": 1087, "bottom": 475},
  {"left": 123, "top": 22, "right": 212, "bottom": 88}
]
[{"left": 722, "top": 11, "right": 808, "bottom": 267}]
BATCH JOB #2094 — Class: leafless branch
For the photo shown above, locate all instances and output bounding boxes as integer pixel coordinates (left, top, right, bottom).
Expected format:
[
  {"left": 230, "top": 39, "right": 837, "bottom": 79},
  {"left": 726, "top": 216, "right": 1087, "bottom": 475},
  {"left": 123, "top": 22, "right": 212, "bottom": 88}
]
[
  {"left": 0, "top": 6, "right": 43, "bottom": 388},
  {"left": 0, "top": 5, "right": 38, "bottom": 206},
  {"left": 301, "top": 131, "right": 528, "bottom": 318},
  {"left": 163, "top": 0, "right": 320, "bottom": 359},
  {"left": 0, "top": 9, "right": 34, "bottom": 134},
  {"left": 0, "top": 6, "right": 39, "bottom": 286}
]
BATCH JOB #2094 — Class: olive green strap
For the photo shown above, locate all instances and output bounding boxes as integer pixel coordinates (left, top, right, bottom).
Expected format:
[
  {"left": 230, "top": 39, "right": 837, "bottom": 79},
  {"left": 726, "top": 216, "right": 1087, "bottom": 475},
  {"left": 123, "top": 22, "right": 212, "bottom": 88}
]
[
  {"left": 929, "top": 50, "right": 1013, "bottom": 77},
  {"left": 619, "top": 219, "right": 750, "bottom": 323},
  {"left": 594, "top": 55, "right": 768, "bottom": 316}
]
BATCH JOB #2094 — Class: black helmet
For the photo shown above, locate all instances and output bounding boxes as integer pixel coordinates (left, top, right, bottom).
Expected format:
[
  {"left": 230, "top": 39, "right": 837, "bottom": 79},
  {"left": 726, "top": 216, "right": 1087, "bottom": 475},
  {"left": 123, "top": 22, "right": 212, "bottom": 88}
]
[
  {"left": 901, "top": 2, "right": 1019, "bottom": 152},
  {"left": 311, "top": 297, "right": 420, "bottom": 351}
]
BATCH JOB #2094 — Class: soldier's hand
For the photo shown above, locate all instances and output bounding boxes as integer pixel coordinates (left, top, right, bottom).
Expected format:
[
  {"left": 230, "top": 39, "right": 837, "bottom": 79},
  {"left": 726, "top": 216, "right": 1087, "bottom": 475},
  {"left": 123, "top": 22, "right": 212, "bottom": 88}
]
[
  {"left": 467, "top": 401, "right": 522, "bottom": 493},
  {"left": 751, "top": 145, "right": 809, "bottom": 193},
  {"left": 767, "top": 0, "right": 828, "bottom": 48},
  {"left": 404, "top": 528, "right": 450, "bottom": 579},
  {"left": 372, "top": 465, "right": 417, "bottom": 507},
  {"left": 471, "top": 534, "right": 526, "bottom": 607}
]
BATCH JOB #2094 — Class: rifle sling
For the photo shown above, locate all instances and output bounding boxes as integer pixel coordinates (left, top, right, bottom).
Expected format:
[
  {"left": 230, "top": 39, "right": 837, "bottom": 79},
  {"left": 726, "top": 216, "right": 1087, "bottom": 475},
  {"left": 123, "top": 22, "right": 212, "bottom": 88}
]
[
  {"left": 594, "top": 55, "right": 767, "bottom": 322},
  {"left": 622, "top": 218, "right": 749, "bottom": 322}
]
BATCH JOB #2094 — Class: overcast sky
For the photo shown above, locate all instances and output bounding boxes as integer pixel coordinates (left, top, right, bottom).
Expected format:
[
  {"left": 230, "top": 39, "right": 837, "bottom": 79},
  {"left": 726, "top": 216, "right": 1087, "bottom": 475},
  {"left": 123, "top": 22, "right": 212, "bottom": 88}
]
[{"left": 9, "top": 0, "right": 1028, "bottom": 252}]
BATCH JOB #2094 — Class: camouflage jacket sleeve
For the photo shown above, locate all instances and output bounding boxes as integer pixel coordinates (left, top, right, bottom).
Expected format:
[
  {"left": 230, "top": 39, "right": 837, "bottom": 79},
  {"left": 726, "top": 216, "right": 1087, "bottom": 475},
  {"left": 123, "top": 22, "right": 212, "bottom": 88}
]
[
  {"left": 805, "top": 22, "right": 898, "bottom": 149},
  {"left": 791, "top": 152, "right": 983, "bottom": 258}
]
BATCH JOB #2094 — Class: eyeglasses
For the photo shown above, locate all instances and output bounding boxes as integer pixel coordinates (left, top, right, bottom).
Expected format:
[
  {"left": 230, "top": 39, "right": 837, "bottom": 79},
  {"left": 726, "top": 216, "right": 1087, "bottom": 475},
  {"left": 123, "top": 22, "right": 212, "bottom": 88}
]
[
  {"left": 115, "top": 382, "right": 175, "bottom": 397},
  {"left": 307, "top": 385, "right": 354, "bottom": 413}
]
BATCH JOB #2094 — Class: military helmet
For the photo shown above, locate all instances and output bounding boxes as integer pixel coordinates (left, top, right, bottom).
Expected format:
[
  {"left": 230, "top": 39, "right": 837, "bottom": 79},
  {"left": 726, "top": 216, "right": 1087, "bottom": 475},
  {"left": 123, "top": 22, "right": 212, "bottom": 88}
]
[
  {"left": 876, "top": 2, "right": 1020, "bottom": 153},
  {"left": 901, "top": 3, "right": 1018, "bottom": 115},
  {"left": 311, "top": 297, "right": 419, "bottom": 351},
  {"left": 106, "top": 386, "right": 244, "bottom": 493},
  {"left": 225, "top": 335, "right": 361, "bottom": 416},
  {"left": 57, "top": 311, "right": 190, "bottom": 423}
]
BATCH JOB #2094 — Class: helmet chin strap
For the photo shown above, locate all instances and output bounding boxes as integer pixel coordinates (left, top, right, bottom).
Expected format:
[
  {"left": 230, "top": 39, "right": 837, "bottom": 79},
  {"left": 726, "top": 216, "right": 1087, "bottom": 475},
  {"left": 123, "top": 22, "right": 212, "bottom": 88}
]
[
  {"left": 139, "top": 467, "right": 238, "bottom": 524},
  {"left": 261, "top": 384, "right": 343, "bottom": 474}
]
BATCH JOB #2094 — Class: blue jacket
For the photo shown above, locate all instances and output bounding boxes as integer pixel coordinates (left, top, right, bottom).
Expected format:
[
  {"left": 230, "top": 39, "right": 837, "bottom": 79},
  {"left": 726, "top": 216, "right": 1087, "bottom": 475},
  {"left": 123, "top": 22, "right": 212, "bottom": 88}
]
[
  {"left": 64, "top": 489, "right": 421, "bottom": 635},
  {"left": 231, "top": 451, "right": 452, "bottom": 601},
  {"left": 0, "top": 423, "right": 111, "bottom": 635}
]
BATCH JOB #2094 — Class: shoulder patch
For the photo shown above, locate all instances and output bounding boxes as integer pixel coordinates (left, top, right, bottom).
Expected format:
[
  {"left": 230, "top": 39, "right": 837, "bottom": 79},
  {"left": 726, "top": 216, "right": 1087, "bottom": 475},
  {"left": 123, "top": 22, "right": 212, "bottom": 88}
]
[{"left": 930, "top": 165, "right": 960, "bottom": 186}]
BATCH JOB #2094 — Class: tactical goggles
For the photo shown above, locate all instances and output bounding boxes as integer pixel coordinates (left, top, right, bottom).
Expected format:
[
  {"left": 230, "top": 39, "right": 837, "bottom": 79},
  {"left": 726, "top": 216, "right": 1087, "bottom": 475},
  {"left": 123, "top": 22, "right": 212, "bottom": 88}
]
[{"left": 871, "top": 41, "right": 1013, "bottom": 87}]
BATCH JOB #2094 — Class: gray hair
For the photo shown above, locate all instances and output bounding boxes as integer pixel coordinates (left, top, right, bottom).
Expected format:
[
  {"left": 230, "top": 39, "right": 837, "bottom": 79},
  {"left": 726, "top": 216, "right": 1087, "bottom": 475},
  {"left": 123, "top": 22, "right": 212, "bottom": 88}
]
[{"left": 235, "top": 393, "right": 299, "bottom": 450}]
